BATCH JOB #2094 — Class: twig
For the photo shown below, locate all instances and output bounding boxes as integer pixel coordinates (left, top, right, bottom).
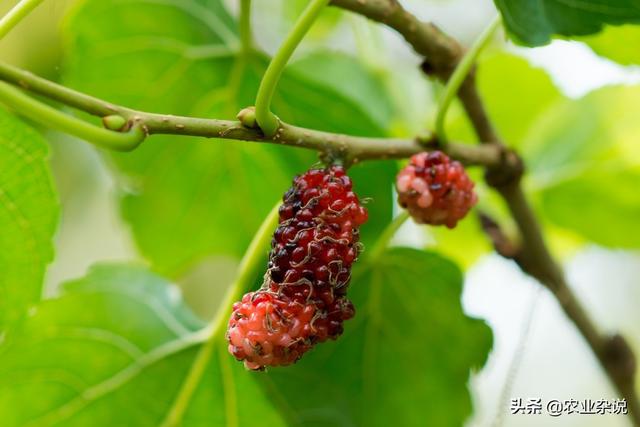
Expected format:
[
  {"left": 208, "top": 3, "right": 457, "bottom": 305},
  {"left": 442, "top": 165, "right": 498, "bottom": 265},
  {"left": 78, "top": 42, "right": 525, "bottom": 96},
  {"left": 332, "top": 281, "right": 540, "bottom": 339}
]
[
  {"left": 0, "top": 82, "right": 145, "bottom": 151},
  {"left": 0, "top": 61, "right": 513, "bottom": 169},
  {"left": 477, "top": 212, "right": 519, "bottom": 260}
]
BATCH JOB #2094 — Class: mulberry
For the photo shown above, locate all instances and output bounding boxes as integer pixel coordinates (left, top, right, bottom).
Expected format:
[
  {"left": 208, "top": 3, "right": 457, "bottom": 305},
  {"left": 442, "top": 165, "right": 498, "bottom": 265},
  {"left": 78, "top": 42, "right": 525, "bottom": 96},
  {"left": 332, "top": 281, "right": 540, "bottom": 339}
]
[
  {"left": 396, "top": 151, "right": 477, "bottom": 228},
  {"left": 227, "top": 166, "right": 367, "bottom": 370}
]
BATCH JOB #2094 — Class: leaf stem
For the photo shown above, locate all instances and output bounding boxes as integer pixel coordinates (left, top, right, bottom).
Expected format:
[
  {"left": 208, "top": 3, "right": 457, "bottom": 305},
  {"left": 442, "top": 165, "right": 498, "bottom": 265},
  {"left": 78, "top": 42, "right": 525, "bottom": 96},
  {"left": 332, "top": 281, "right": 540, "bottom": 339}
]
[
  {"left": 0, "top": 82, "right": 145, "bottom": 151},
  {"left": 239, "top": 0, "right": 253, "bottom": 56},
  {"left": 0, "top": 0, "right": 44, "bottom": 39},
  {"left": 254, "top": 0, "right": 330, "bottom": 137},
  {"left": 435, "top": 15, "right": 500, "bottom": 144},
  {"left": 368, "top": 211, "right": 410, "bottom": 261},
  {"left": 160, "top": 202, "right": 281, "bottom": 427}
]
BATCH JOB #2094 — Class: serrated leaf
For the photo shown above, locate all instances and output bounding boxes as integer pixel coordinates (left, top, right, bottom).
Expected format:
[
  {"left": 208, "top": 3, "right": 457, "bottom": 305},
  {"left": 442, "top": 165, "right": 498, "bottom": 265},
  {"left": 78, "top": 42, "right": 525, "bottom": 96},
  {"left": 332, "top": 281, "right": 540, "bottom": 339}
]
[
  {"left": 261, "top": 248, "right": 492, "bottom": 427},
  {"left": 581, "top": 24, "right": 640, "bottom": 65},
  {"left": 494, "top": 0, "right": 640, "bottom": 46},
  {"left": 0, "top": 264, "right": 285, "bottom": 427},
  {"left": 522, "top": 85, "right": 640, "bottom": 247},
  {"left": 0, "top": 108, "right": 58, "bottom": 333},
  {"left": 63, "top": 0, "right": 395, "bottom": 276}
]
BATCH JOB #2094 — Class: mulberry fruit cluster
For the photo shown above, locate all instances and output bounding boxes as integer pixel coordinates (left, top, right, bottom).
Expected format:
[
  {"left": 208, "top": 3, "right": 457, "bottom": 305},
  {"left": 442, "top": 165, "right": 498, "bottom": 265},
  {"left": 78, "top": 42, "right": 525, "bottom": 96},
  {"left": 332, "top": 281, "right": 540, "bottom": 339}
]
[
  {"left": 396, "top": 151, "right": 477, "bottom": 228},
  {"left": 227, "top": 166, "right": 367, "bottom": 370}
]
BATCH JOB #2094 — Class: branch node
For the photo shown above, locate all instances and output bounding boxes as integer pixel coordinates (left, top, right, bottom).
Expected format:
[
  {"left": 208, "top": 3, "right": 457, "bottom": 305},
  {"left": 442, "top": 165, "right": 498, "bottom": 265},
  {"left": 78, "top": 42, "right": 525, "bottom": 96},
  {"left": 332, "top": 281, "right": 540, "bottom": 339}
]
[
  {"left": 478, "top": 211, "right": 520, "bottom": 259},
  {"left": 484, "top": 147, "right": 524, "bottom": 189},
  {"left": 603, "top": 334, "right": 637, "bottom": 384},
  {"left": 415, "top": 131, "right": 437, "bottom": 148}
]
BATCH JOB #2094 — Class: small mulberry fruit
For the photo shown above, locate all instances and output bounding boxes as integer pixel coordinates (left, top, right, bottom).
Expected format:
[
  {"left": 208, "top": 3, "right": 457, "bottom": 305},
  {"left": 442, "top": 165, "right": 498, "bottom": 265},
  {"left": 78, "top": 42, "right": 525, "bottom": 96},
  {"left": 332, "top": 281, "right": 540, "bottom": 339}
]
[
  {"left": 396, "top": 151, "right": 477, "bottom": 228},
  {"left": 227, "top": 165, "right": 367, "bottom": 370}
]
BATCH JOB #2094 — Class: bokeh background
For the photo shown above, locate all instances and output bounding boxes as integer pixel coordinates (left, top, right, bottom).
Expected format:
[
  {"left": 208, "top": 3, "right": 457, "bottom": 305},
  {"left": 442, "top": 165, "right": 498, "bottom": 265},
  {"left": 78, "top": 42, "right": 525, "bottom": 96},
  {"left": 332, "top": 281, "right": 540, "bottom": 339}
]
[{"left": 1, "top": 0, "right": 638, "bottom": 426}]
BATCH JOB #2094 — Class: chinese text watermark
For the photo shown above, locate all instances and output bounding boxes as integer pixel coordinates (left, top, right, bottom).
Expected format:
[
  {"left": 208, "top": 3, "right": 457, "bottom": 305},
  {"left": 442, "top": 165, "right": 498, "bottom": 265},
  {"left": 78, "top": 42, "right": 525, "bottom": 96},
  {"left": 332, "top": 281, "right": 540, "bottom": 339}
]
[{"left": 510, "top": 398, "right": 628, "bottom": 417}]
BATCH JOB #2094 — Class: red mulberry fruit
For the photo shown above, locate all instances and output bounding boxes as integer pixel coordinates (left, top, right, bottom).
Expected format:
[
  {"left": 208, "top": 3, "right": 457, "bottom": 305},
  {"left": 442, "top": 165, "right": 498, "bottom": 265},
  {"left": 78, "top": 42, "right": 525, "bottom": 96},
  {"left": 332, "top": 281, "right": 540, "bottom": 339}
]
[
  {"left": 227, "top": 165, "right": 367, "bottom": 370},
  {"left": 396, "top": 151, "right": 477, "bottom": 228}
]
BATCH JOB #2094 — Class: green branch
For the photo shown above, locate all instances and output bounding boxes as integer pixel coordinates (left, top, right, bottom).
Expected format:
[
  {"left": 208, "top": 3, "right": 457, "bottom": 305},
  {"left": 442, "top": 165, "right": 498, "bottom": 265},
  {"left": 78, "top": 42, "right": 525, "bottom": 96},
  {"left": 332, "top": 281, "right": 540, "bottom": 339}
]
[
  {"left": 435, "top": 16, "right": 501, "bottom": 144},
  {"left": 0, "top": 0, "right": 44, "bottom": 39},
  {"left": 160, "top": 203, "right": 281, "bottom": 427},
  {"left": 0, "top": 82, "right": 145, "bottom": 151},
  {"left": 254, "top": 0, "right": 330, "bottom": 137},
  {"left": 0, "top": 61, "right": 514, "bottom": 169}
]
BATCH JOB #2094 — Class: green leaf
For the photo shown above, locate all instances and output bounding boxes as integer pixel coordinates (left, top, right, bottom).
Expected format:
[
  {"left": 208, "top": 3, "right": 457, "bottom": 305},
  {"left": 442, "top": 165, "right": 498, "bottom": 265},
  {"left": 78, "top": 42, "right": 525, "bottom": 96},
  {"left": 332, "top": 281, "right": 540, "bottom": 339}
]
[
  {"left": 522, "top": 85, "right": 640, "bottom": 247},
  {"left": 447, "top": 52, "right": 563, "bottom": 146},
  {"left": 581, "top": 24, "right": 640, "bottom": 65},
  {"left": 540, "top": 169, "right": 640, "bottom": 247},
  {"left": 0, "top": 108, "right": 58, "bottom": 333},
  {"left": 494, "top": 0, "right": 640, "bottom": 46},
  {"left": 0, "top": 264, "right": 285, "bottom": 427},
  {"left": 63, "top": 0, "right": 395, "bottom": 276},
  {"left": 262, "top": 248, "right": 492, "bottom": 427},
  {"left": 477, "top": 53, "right": 564, "bottom": 144},
  {"left": 289, "top": 52, "right": 395, "bottom": 129}
]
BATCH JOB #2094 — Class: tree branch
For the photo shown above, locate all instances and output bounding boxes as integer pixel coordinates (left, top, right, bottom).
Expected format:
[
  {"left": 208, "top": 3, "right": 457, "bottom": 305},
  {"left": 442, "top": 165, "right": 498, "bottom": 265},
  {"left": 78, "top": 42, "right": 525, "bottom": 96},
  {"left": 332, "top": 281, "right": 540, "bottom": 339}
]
[
  {"left": 331, "top": 0, "right": 461, "bottom": 77},
  {"left": 477, "top": 212, "right": 520, "bottom": 259},
  {"left": 332, "top": 0, "right": 640, "bottom": 422},
  {"left": 0, "top": 60, "right": 512, "bottom": 169}
]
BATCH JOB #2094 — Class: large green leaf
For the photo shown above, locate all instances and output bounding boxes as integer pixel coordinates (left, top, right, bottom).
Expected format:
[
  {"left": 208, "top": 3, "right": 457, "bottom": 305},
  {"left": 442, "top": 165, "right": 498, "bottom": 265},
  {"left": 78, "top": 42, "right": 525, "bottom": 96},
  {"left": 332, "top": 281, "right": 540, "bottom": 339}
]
[
  {"left": 262, "top": 248, "right": 492, "bottom": 427},
  {"left": 447, "top": 52, "right": 563, "bottom": 145},
  {"left": 476, "top": 53, "right": 564, "bottom": 145},
  {"left": 494, "top": 0, "right": 640, "bottom": 46},
  {"left": 0, "top": 109, "right": 58, "bottom": 333},
  {"left": 522, "top": 85, "right": 640, "bottom": 247},
  {"left": 63, "top": 0, "right": 395, "bottom": 277},
  {"left": 0, "top": 264, "right": 285, "bottom": 426},
  {"left": 582, "top": 24, "right": 640, "bottom": 65}
]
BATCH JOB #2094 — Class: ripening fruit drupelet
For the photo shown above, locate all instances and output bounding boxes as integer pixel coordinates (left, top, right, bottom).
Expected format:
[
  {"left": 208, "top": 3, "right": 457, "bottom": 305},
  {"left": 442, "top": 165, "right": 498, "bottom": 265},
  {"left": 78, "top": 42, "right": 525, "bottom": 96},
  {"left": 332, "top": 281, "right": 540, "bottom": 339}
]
[
  {"left": 396, "top": 151, "right": 477, "bottom": 228},
  {"left": 227, "top": 166, "right": 367, "bottom": 370}
]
